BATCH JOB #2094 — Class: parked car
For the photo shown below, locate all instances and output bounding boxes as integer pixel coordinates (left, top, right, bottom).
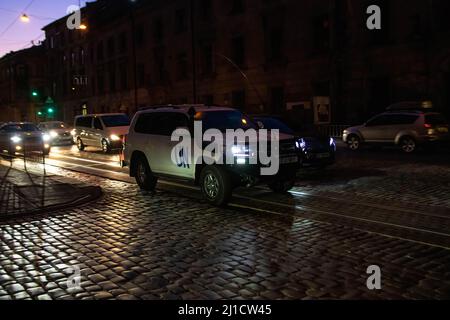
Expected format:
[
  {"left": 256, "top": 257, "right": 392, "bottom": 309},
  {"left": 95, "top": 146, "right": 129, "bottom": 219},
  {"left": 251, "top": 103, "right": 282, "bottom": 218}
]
[
  {"left": 343, "top": 110, "right": 449, "bottom": 153},
  {"left": 0, "top": 122, "right": 51, "bottom": 156},
  {"left": 38, "top": 121, "right": 73, "bottom": 145},
  {"left": 253, "top": 116, "right": 336, "bottom": 168},
  {"left": 123, "top": 106, "right": 302, "bottom": 206},
  {"left": 72, "top": 113, "right": 130, "bottom": 153}
]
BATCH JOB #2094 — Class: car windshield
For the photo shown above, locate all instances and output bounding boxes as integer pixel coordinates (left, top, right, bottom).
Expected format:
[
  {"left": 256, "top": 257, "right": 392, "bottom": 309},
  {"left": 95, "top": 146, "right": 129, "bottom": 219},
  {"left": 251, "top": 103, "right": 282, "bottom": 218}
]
[
  {"left": 47, "top": 122, "right": 66, "bottom": 129},
  {"left": 2, "top": 124, "right": 39, "bottom": 132},
  {"left": 101, "top": 115, "right": 130, "bottom": 127},
  {"left": 426, "top": 114, "right": 448, "bottom": 125},
  {"left": 253, "top": 117, "right": 294, "bottom": 135},
  {"left": 198, "top": 110, "right": 258, "bottom": 132}
]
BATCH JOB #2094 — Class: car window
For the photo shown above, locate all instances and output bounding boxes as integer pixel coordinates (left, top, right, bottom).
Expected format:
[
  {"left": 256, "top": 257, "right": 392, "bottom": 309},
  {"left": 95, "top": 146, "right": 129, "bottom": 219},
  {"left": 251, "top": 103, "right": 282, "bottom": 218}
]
[
  {"left": 2, "top": 124, "right": 39, "bottom": 132},
  {"left": 76, "top": 117, "right": 93, "bottom": 128},
  {"left": 253, "top": 117, "right": 294, "bottom": 135},
  {"left": 101, "top": 115, "right": 130, "bottom": 127},
  {"left": 389, "top": 114, "right": 420, "bottom": 125},
  {"left": 199, "top": 110, "right": 257, "bottom": 132},
  {"left": 48, "top": 122, "right": 66, "bottom": 129},
  {"left": 366, "top": 115, "right": 392, "bottom": 127},
  {"left": 135, "top": 113, "right": 189, "bottom": 136},
  {"left": 93, "top": 118, "right": 103, "bottom": 130},
  {"left": 426, "top": 114, "right": 448, "bottom": 125}
]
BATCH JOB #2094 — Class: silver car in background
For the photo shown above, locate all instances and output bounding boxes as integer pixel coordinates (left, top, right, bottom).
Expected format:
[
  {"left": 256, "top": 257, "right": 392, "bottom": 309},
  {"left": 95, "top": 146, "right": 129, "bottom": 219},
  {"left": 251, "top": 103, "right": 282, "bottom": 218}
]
[
  {"left": 343, "top": 110, "right": 449, "bottom": 153},
  {"left": 38, "top": 121, "right": 73, "bottom": 145}
]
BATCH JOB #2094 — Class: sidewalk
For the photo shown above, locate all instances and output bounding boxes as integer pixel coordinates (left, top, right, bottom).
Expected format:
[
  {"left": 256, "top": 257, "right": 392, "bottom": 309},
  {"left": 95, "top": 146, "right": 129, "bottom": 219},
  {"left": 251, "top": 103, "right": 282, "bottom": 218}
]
[{"left": 0, "top": 164, "right": 102, "bottom": 220}]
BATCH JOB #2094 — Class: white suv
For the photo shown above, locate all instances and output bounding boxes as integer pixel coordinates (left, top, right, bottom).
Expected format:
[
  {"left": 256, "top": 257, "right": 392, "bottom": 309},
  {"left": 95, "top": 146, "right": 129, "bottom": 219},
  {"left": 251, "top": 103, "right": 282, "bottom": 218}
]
[{"left": 123, "top": 106, "right": 301, "bottom": 206}]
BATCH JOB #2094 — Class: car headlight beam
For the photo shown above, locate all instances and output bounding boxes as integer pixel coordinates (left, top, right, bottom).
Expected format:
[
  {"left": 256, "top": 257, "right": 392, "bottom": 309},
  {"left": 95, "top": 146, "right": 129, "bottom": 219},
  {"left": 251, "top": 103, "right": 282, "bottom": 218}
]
[
  {"left": 110, "top": 134, "right": 121, "bottom": 141},
  {"left": 11, "top": 136, "right": 22, "bottom": 144}
]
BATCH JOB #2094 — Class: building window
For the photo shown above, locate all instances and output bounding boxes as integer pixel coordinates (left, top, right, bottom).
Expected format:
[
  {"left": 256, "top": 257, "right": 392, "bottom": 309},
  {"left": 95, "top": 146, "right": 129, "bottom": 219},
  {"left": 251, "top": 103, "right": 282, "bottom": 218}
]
[
  {"left": 80, "top": 48, "right": 85, "bottom": 65},
  {"left": 137, "top": 63, "right": 145, "bottom": 87},
  {"left": 203, "top": 94, "right": 214, "bottom": 106},
  {"left": 200, "top": 0, "right": 212, "bottom": 20},
  {"left": 267, "top": 28, "right": 284, "bottom": 62},
  {"left": 270, "top": 87, "right": 284, "bottom": 114},
  {"left": 136, "top": 25, "right": 145, "bottom": 47},
  {"left": 119, "top": 32, "right": 127, "bottom": 51},
  {"left": 313, "top": 14, "right": 330, "bottom": 51},
  {"left": 201, "top": 44, "right": 214, "bottom": 75},
  {"left": 107, "top": 37, "right": 115, "bottom": 57},
  {"left": 175, "top": 8, "right": 187, "bottom": 33},
  {"left": 232, "top": 90, "right": 246, "bottom": 109},
  {"left": 231, "top": 36, "right": 245, "bottom": 67},
  {"left": 97, "top": 42, "right": 104, "bottom": 61},
  {"left": 368, "top": 0, "right": 390, "bottom": 46},
  {"left": 154, "top": 18, "right": 164, "bottom": 44},
  {"left": 109, "top": 63, "right": 116, "bottom": 92},
  {"left": 119, "top": 62, "right": 128, "bottom": 90},
  {"left": 230, "top": 0, "right": 245, "bottom": 15},
  {"left": 177, "top": 53, "right": 189, "bottom": 80},
  {"left": 97, "top": 69, "right": 105, "bottom": 94}
]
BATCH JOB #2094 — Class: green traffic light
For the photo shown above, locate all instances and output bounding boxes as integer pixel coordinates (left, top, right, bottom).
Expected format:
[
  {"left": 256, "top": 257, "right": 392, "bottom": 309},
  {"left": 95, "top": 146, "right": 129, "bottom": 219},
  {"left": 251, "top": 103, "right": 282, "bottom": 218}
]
[
  {"left": 37, "top": 111, "right": 43, "bottom": 116},
  {"left": 32, "top": 91, "right": 38, "bottom": 97},
  {"left": 48, "top": 108, "right": 54, "bottom": 114}
]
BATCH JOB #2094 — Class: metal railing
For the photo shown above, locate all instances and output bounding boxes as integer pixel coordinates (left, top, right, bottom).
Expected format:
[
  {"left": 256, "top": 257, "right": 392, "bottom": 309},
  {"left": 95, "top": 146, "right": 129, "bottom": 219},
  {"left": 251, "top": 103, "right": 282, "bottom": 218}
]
[{"left": 0, "top": 142, "right": 46, "bottom": 174}]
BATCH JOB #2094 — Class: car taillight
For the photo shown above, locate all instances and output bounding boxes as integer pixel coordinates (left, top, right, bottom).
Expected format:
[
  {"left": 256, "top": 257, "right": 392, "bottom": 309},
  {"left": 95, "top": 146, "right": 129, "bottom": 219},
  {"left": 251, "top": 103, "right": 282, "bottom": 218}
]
[{"left": 424, "top": 123, "right": 432, "bottom": 129}]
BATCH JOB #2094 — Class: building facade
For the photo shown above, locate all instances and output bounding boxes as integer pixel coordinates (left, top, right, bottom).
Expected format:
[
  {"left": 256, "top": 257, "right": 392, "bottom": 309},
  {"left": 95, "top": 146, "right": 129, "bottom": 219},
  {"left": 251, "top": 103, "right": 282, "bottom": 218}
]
[
  {"left": 3, "top": 0, "right": 450, "bottom": 126},
  {"left": 0, "top": 46, "right": 47, "bottom": 123}
]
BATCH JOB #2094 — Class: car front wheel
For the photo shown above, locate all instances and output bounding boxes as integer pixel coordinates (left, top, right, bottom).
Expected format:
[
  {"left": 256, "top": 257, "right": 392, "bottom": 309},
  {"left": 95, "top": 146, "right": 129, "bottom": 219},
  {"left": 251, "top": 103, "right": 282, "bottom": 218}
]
[
  {"left": 77, "top": 138, "right": 85, "bottom": 151},
  {"left": 135, "top": 156, "right": 158, "bottom": 191},
  {"left": 101, "top": 139, "right": 111, "bottom": 154},
  {"left": 399, "top": 136, "right": 416, "bottom": 153},
  {"left": 347, "top": 135, "right": 361, "bottom": 151},
  {"left": 200, "top": 166, "right": 232, "bottom": 206}
]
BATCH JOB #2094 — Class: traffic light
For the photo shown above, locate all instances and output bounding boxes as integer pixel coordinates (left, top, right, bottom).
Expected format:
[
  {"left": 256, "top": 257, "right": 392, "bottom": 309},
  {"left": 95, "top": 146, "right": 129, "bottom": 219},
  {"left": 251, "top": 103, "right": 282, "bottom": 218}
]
[
  {"left": 37, "top": 111, "right": 43, "bottom": 116},
  {"left": 48, "top": 108, "right": 54, "bottom": 114},
  {"left": 32, "top": 90, "right": 38, "bottom": 97}
]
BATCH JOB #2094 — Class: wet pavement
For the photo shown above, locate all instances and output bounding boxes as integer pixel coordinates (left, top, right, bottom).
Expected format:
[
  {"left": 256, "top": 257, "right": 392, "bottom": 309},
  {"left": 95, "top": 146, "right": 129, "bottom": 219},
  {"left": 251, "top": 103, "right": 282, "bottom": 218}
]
[{"left": 0, "top": 144, "right": 450, "bottom": 300}]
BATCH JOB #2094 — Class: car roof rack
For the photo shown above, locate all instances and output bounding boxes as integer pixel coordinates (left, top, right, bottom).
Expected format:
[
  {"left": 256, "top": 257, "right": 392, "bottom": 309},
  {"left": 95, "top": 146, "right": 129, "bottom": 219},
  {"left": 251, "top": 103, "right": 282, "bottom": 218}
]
[{"left": 386, "top": 101, "right": 434, "bottom": 112}]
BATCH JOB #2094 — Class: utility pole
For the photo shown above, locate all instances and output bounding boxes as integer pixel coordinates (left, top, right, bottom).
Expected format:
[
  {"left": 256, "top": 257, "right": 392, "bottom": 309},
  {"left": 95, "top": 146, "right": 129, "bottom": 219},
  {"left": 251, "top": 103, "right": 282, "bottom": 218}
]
[
  {"left": 130, "top": 2, "right": 138, "bottom": 113},
  {"left": 190, "top": 0, "right": 197, "bottom": 104}
]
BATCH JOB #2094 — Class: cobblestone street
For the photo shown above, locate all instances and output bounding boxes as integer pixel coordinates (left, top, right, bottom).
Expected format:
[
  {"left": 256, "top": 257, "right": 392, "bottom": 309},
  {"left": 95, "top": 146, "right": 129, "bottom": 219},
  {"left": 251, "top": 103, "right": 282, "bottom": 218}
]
[{"left": 1, "top": 146, "right": 450, "bottom": 300}]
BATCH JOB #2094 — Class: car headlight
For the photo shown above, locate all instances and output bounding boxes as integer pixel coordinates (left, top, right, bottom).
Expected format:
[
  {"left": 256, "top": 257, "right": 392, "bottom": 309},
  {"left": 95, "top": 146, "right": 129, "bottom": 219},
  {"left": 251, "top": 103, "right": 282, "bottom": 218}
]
[
  {"left": 110, "top": 134, "right": 121, "bottom": 141},
  {"left": 10, "top": 136, "right": 22, "bottom": 144},
  {"left": 43, "top": 134, "right": 51, "bottom": 142},
  {"left": 343, "top": 130, "right": 349, "bottom": 135},
  {"left": 49, "top": 131, "right": 58, "bottom": 138},
  {"left": 231, "top": 145, "right": 249, "bottom": 156},
  {"left": 297, "top": 139, "right": 306, "bottom": 150},
  {"left": 70, "top": 129, "right": 76, "bottom": 136}
]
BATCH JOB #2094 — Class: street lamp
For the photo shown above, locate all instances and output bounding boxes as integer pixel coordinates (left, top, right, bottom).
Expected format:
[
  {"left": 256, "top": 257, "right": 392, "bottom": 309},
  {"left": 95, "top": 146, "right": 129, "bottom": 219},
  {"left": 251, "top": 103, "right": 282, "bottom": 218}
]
[
  {"left": 79, "top": 24, "right": 87, "bottom": 30},
  {"left": 20, "top": 14, "right": 30, "bottom": 23}
]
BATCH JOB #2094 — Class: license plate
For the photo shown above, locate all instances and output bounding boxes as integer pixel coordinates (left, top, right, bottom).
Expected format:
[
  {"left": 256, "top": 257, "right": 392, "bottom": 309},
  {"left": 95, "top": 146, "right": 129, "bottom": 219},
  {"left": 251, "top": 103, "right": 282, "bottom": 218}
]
[
  {"left": 437, "top": 127, "right": 449, "bottom": 133},
  {"left": 280, "top": 156, "right": 298, "bottom": 164},
  {"left": 316, "top": 153, "right": 330, "bottom": 159}
]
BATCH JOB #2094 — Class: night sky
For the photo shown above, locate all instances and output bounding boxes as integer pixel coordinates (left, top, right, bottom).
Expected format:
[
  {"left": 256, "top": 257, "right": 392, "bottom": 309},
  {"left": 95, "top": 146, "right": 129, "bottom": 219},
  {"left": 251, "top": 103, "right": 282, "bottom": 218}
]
[{"left": 0, "top": 0, "right": 90, "bottom": 57}]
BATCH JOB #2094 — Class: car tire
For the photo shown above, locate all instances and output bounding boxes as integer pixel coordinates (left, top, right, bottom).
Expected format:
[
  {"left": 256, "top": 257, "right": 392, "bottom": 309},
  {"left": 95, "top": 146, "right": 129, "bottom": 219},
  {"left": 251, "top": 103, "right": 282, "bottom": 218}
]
[
  {"left": 399, "top": 136, "right": 416, "bottom": 153},
  {"left": 77, "top": 138, "right": 85, "bottom": 151},
  {"left": 135, "top": 156, "right": 158, "bottom": 191},
  {"left": 200, "top": 166, "right": 232, "bottom": 206},
  {"left": 347, "top": 134, "right": 361, "bottom": 151},
  {"left": 101, "top": 139, "right": 111, "bottom": 154},
  {"left": 268, "top": 178, "right": 296, "bottom": 193}
]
